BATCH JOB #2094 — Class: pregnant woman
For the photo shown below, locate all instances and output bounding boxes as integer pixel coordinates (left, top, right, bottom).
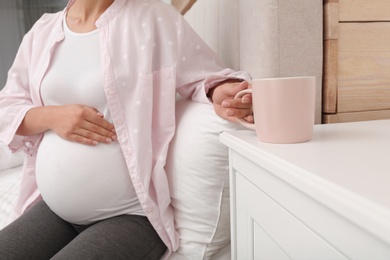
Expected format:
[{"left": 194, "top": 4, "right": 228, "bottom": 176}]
[{"left": 0, "top": 0, "right": 252, "bottom": 258}]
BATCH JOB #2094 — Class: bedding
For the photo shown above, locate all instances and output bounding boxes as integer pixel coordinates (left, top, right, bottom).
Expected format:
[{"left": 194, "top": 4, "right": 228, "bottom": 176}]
[
  {"left": 166, "top": 98, "right": 244, "bottom": 259},
  {"left": 0, "top": 143, "right": 23, "bottom": 230},
  {"left": 0, "top": 166, "right": 22, "bottom": 229}
]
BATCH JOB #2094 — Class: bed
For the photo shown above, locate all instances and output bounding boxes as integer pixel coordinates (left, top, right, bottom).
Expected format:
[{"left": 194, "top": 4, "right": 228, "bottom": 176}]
[{"left": 0, "top": 143, "right": 23, "bottom": 230}]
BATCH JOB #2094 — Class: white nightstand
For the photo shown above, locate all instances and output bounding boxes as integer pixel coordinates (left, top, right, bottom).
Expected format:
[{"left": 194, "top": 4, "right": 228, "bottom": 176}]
[{"left": 220, "top": 120, "right": 390, "bottom": 260}]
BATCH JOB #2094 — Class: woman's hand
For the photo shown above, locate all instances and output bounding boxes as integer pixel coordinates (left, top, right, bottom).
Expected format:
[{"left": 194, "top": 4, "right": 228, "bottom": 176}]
[
  {"left": 48, "top": 105, "right": 117, "bottom": 146},
  {"left": 17, "top": 105, "right": 117, "bottom": 146},
  {"left": 209, "top": 80, "right": 253, "bottom": 123}
]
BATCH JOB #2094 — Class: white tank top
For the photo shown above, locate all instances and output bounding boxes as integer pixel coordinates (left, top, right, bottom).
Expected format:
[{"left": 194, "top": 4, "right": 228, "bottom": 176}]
[{"left": 36, "top": 17, "right": 144, "bottom": 225}]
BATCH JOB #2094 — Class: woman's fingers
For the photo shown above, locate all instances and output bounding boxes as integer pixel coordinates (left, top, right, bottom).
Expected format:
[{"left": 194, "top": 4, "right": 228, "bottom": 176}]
[
  {"left": 84, "top": 112, "right": 116, "bottom": 134},
  {"left": 82, "top": 105, "right": 105, "bottom": 118},
  {"left": 241, "top": 93, "right": 252, "bottom": 104},
  {"left": 222, "top": 98, "right": 252, "bottom": 109},
  {"left": 79, "top": 121, "right": 117, "bottom": 143},
  {"left": 70, "top": 134, "right": 100, "bottom": 146}
]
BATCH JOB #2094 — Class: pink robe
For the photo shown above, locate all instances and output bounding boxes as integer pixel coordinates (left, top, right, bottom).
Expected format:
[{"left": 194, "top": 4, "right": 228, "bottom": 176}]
[{"left": 0, "top": 0, "right": 250, "bottom": 256}]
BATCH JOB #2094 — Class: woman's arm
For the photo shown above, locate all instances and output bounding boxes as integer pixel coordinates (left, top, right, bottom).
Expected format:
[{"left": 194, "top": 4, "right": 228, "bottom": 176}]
[{"left": 17, "top": 105, "right": 117, "bottom": 146}]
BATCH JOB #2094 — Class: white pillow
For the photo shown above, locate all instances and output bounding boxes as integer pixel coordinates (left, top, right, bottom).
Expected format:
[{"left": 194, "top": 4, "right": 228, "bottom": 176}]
[
  {"left": 0, "top": 142, "right": 24, "bottom": 171},
  {"left": 166, "top": 99, "right": 244, "bottom": 259}
]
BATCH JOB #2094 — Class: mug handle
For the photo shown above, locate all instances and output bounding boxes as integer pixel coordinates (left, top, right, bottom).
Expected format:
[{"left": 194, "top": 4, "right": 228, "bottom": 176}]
[{"left": 234, "top": 89, "right": 255, "bottom": 130}]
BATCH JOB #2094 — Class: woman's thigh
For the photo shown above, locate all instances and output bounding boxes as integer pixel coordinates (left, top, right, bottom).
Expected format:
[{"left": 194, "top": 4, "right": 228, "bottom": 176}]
[
  {"left": 53, "top": 215, "right": 167, "bottom": 260},
  {"left": 0, "top": 200, "right": 78, "bottom": 259}
]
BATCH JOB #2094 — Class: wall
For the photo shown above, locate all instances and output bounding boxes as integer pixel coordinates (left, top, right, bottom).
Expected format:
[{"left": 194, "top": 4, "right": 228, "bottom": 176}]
[
  {"left": 0, "top": 2, "right": 23, "bottom": 89},
  {"left": 0, "top": 0, "right": 67, "bottom": 89},
  {"left": 184, "top": 0, "right": 323, "bottom": 123}
]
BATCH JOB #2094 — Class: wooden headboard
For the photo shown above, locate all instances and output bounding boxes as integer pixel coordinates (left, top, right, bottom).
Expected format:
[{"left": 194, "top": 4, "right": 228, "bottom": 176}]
[
  {"left": 323, "top": 0, "right": 390, "bottom": 123},
  {"left": 171, "top": 0, "right": 197, "bottom": 15}
]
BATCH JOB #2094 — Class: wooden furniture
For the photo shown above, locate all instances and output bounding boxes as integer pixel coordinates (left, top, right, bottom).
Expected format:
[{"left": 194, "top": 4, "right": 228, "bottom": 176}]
[
  {"left": 220, "top": 120, "right": 390, "bottom": 259},
  {"left": 323, "top": 0, "right": 390, "bottom": 123},
  {"left": 171, "top": 0, "right": 197, "bottom": 15}
]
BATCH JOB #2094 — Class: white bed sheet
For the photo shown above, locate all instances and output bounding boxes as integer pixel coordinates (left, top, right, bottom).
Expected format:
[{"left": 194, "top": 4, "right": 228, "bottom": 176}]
[{"left": 0, "top": 165, "right": 22, "bottom": 230}]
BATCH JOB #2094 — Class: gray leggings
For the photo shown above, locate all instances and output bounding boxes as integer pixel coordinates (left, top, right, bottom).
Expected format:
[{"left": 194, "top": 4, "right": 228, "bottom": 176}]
[{"left": 0, "top": 201, "right": 167, "bottom": 259}]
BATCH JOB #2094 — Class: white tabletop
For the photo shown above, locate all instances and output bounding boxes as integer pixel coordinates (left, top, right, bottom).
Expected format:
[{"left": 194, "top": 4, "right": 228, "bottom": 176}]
[{"left": 220, "top": 119, "right": 390, "bottom": 244}]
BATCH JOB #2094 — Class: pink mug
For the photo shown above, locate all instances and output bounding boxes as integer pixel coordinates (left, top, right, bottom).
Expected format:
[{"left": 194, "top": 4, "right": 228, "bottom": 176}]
[{"left": 235, "top": 76, "right": 316, "bottom": 144}]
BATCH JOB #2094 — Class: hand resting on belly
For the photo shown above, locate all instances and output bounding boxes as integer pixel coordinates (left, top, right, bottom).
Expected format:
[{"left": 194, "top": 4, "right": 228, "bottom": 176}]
[{"left": 16, "top": 104, "right": 117, "bottom": 146}]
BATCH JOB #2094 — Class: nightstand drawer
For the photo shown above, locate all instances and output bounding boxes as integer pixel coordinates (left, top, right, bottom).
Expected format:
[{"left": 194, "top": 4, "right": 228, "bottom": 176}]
[{"left": 235, "top": 172, "right": 346, "bottom": 260}]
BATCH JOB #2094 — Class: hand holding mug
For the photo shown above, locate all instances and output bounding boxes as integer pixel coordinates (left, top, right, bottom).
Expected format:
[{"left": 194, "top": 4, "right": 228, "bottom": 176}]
[
  {"left": 235, "top": 76, "right": 316, "bottom": 144},
  {"left": 210, "top": 80, "right": 253, "bottom": 123}
]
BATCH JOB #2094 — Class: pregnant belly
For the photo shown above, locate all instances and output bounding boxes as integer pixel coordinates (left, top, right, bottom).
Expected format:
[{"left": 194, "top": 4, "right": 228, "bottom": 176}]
[{"left": 36, "top": 131, "right": 143, "bottom": 225}]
